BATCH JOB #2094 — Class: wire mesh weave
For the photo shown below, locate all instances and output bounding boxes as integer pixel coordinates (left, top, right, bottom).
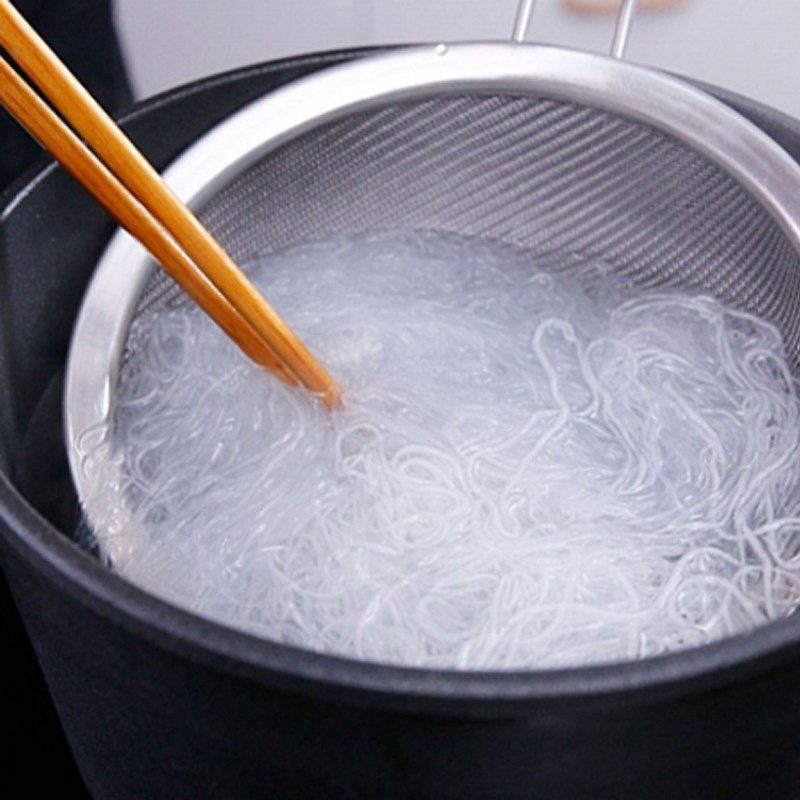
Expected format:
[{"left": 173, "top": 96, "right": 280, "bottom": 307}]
[{"left": 132, "top": 94, "right": 800, "bottom": 373}]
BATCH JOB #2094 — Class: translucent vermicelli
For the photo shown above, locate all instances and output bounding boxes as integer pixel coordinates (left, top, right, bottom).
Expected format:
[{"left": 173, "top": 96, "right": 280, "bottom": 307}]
[{"left": 77, "top": 231, "right": 800, "bottom": 669}]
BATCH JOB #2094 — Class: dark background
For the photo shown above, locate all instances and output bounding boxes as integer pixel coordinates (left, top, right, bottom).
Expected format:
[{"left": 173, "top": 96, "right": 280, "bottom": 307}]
[{"left": 0, "top": 1, "right": 131, "bottom": 794}]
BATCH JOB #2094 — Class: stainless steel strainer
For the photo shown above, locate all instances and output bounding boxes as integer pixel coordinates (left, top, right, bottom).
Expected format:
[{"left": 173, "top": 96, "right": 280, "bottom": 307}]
[{"left": 65, "top": 1, "right": 800, "bottom": 530}]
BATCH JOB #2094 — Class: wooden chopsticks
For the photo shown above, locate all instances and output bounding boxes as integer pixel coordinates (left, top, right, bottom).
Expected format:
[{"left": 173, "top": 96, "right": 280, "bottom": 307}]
[{"left": 0, "top": 0, "right": 342, "bottom": 407}]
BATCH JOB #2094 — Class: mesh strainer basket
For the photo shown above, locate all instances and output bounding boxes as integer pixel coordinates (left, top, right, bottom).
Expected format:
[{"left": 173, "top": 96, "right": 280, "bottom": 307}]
[{"left": 65, "top": 12, "right": 800, "bottom": 566}]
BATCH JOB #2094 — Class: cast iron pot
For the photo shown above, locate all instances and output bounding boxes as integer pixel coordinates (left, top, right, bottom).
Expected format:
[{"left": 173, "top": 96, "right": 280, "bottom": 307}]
[{"left": 2, "top": 50, "right": 800, "bottom": 800}]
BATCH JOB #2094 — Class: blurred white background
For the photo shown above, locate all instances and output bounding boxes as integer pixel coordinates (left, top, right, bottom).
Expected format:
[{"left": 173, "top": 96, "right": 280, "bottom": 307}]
[{"left": 115, "top": 0, "right": 800, "bottom": 118}]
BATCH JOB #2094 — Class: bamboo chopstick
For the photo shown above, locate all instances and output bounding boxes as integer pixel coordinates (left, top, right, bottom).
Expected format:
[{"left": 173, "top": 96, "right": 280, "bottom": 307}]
[{"left": 0, "top": 0, "right": 341, "bottom": 407}]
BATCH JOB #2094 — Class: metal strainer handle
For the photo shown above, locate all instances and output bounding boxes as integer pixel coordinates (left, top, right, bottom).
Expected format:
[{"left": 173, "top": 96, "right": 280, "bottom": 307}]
[{"left": 512, "top": 0, "right": 639, "bottom": 59}]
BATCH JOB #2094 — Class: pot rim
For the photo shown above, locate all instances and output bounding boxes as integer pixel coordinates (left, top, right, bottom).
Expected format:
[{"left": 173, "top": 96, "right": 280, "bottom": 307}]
[
  {"left": 5, "top": 464, "right": 800, "bottom": 715},
  {"left": 4, "top": 47, "right": 800, "bottom": 716}
]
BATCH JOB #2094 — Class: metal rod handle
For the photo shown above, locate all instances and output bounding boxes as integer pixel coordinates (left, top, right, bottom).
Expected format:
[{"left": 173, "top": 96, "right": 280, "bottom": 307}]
[
  {"left": 512, "top": 0, "right": 537, "bottom": 43},
  {"left": 513, "top": 0, "right": 638, "bottom": 60},
  {"left": 611, "top": 0, "right": 638, "bottom": 59}
]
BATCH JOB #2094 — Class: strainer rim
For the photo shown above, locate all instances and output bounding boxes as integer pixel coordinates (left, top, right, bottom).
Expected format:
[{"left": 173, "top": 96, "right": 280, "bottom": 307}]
[{"left": 63, "top": 43, "right": 800, "bottom": 696}]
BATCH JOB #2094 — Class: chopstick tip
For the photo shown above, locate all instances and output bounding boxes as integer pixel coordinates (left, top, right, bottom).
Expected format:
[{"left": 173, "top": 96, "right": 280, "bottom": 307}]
[{"left": 322, "top": 382, "right": 343, "bottom": 410}]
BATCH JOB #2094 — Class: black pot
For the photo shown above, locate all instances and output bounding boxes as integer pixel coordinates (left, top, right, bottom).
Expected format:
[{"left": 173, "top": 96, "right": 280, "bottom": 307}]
[{"left": 2, "top": 51, "right": 800, "bottom": 800}]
